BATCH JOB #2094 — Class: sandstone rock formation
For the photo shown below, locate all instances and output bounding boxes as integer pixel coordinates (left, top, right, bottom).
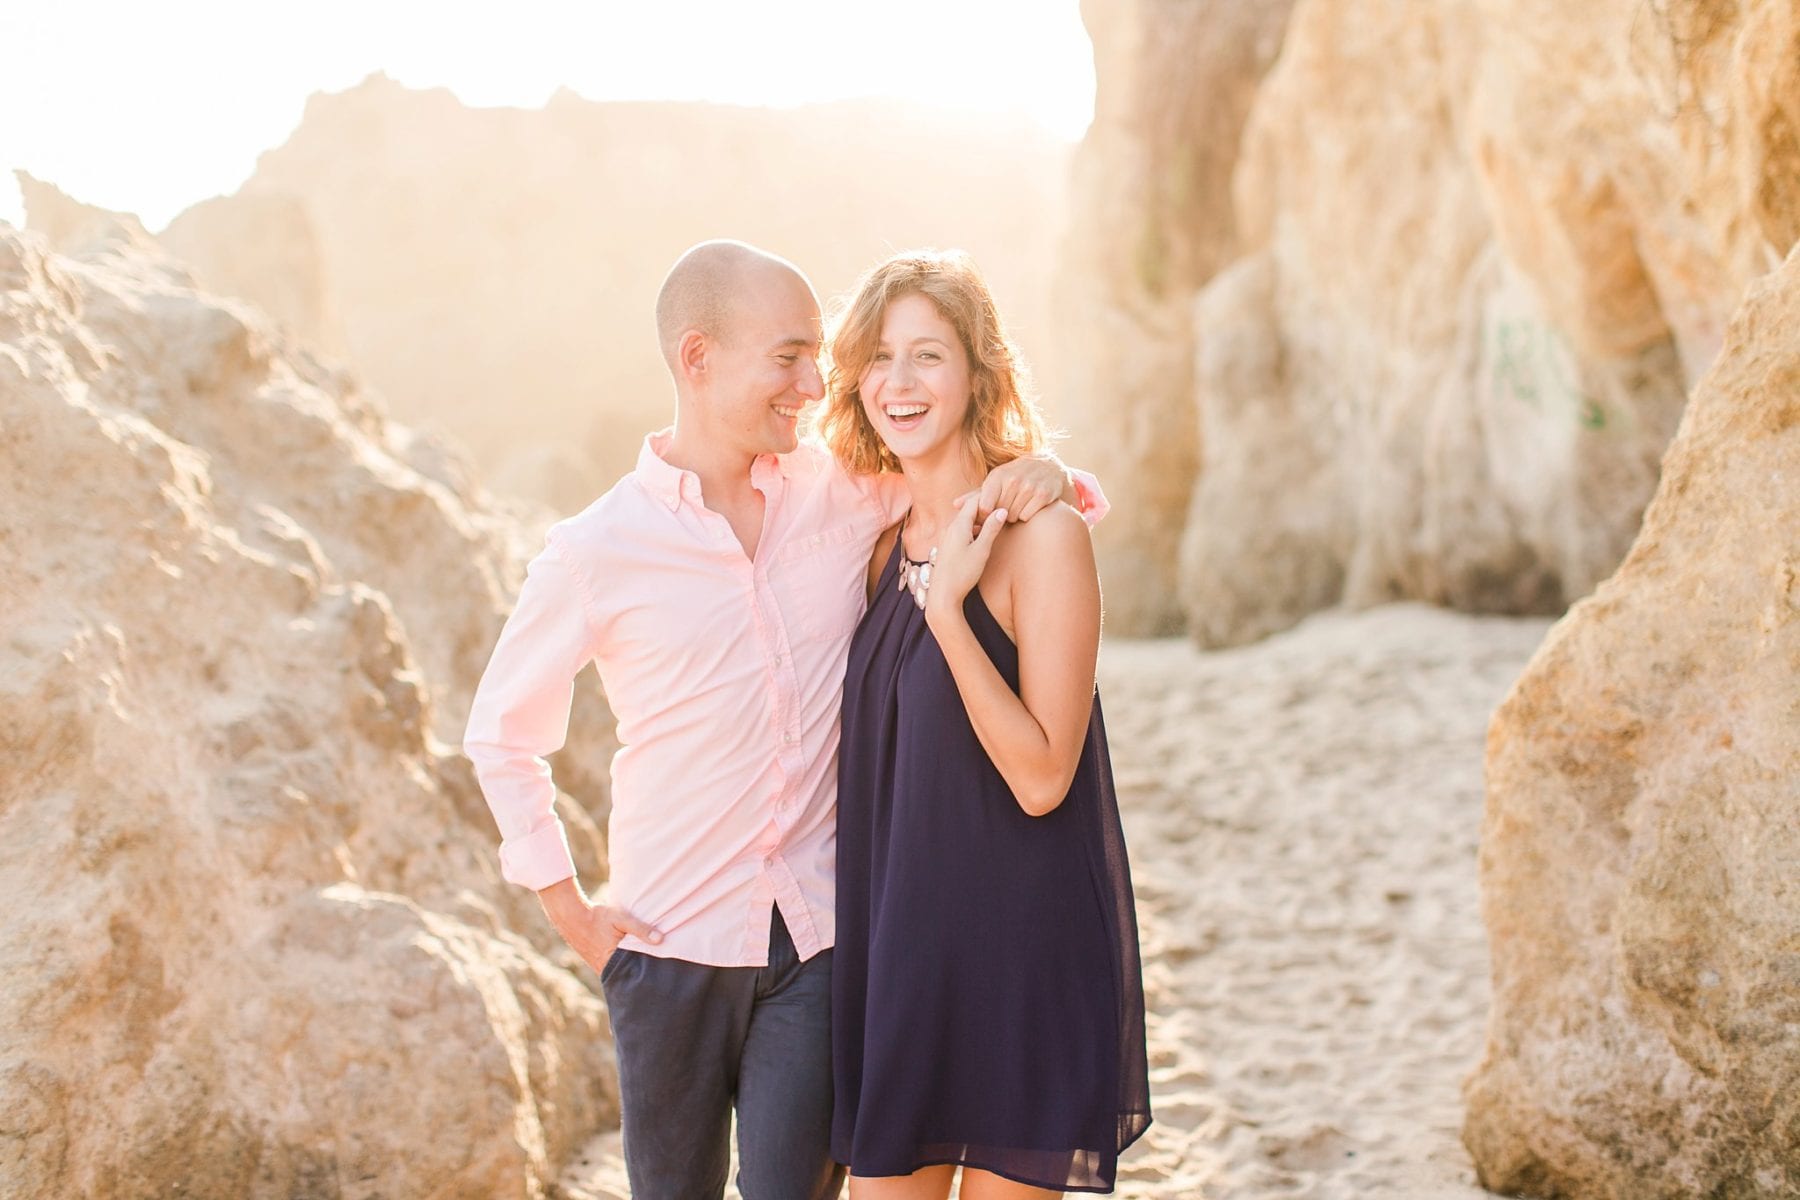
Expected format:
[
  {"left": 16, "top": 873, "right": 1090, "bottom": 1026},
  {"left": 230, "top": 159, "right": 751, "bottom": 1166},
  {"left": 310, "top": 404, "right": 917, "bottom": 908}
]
[
  {"left": 15, "top": 170, "right": 161, "bottom": 259},
  {"left": 164, "top": 74, "right": 1072, "bottom": 514},
  {"left": 1052, "top": 0, "right": 1296, "bottom": 633},
  {"left": 1061, "top": 0, "right": 1797, "bottom": 641},
  {"left": 161, "top": 189, "right": 348, "bottom": 358},
  {"left": 1, "top": 215, "right": 620, "bottom": 1196},
  {"left": 1464, "top": 243, "right": 1800, "bottom": 1196}
]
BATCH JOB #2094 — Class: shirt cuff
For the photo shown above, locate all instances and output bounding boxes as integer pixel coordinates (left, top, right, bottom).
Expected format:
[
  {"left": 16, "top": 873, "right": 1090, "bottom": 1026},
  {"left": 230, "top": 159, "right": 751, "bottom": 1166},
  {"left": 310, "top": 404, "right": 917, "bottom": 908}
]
[
  {"left": 1069, "top": 467, "right": 1110, "bottom": 528},
  {"left": 498, "top": 818, "right": 578, "bottom": 891}
]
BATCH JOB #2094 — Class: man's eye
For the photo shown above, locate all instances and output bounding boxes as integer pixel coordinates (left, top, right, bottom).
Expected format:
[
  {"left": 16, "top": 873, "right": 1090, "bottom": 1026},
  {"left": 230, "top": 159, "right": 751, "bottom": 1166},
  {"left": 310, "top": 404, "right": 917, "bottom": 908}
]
[{"left": 776, "top": 355, "right": 798, "bottom": 365}]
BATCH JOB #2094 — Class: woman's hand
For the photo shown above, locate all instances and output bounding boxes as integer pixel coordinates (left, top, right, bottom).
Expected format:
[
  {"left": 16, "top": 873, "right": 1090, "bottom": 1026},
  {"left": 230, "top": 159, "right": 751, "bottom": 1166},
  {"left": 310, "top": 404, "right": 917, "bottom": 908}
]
[{"left": 925, "top": 494, "right": 1008, "bottom": 624}]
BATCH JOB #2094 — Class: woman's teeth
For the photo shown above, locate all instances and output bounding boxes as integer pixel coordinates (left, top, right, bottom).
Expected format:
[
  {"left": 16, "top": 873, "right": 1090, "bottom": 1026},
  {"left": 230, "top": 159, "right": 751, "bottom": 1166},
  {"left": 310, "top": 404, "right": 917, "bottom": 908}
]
[{"left": 885, "top": 405, "right": 928, "bottom": 421}]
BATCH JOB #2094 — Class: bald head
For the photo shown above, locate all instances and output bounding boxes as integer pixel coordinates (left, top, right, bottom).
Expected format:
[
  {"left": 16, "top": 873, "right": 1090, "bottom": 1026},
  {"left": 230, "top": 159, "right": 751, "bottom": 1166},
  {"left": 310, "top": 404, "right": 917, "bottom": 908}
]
[{"left": 655, "top": 240, "right": 812, "bottom": 367}]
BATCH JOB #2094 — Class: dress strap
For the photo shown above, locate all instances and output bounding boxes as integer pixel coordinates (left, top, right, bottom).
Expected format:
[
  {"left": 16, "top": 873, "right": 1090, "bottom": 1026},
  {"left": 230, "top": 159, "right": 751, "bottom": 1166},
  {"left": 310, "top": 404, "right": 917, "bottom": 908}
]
[{"left": 896, "top": 507, "right": 930, "bottom": 567}]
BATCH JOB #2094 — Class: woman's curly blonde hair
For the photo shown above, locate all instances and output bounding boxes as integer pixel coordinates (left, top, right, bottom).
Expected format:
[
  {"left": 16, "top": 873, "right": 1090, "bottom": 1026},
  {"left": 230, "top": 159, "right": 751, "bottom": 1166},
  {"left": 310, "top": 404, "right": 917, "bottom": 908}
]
[{"left": 817, "top": 249, "right": 1051, "bottom": 476}]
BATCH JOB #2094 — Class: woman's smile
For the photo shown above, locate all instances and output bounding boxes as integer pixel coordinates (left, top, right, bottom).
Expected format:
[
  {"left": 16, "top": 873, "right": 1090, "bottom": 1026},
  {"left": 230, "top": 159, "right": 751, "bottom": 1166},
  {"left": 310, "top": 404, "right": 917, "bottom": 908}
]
[{"left": 882, "top": 402, "right": 931, "bottom": 432}]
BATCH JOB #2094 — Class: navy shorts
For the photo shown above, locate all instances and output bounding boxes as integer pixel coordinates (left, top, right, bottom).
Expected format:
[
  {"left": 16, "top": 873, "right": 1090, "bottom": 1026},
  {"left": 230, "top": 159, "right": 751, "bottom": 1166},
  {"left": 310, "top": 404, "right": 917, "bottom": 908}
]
[{"left": 600, "top": 908, "right": 843, "bottom": 1200}]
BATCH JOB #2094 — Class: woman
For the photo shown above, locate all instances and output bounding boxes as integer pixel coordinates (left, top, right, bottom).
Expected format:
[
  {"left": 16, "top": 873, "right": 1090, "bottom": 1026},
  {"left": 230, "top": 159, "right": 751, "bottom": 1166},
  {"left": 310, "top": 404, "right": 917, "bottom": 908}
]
[{"left": 819, "top": 250, "right": 1151, "bottom": 1199}]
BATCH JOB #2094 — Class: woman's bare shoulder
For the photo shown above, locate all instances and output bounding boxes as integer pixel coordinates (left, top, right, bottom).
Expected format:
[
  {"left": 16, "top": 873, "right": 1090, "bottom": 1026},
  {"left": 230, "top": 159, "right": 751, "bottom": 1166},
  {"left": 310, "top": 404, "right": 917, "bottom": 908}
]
[
  {"left": 995, "top": 500, "right": 1093, "bottom": 562},
  {"left": 985, "top": 501, "right": 1097, "bottom": 627}
]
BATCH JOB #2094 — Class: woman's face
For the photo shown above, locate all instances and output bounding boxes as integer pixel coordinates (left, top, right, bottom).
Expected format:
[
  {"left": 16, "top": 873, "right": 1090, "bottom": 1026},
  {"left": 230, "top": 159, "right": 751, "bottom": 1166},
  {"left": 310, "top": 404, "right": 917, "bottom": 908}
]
[{"left": 859, "top": 291, "right": 974, "bottom": 466}]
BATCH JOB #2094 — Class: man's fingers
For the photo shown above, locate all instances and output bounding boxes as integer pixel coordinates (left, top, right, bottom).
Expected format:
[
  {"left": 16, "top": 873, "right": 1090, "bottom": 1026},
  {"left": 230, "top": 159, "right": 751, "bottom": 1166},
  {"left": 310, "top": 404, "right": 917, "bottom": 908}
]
[
  {"left": 954, "top": 490, "right": 994, "bottom": 524},
  {"left": 1012, "top": 490, "right": 1051, "bottom": 522},
  {"left": 981, "top": 480, "right": 1012, "bottom": 521},
  {"left": 979, "top": 474, "right": 1006, "bottom": 515},
  {"left": 611, "top": 909, "right": 662, "bottom": 944}
]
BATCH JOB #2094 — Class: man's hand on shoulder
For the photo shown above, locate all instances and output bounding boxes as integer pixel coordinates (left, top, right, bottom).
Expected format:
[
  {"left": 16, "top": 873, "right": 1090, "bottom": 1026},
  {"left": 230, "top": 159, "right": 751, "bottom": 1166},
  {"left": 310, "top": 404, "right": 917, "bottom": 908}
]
[
  {"left": 537, "top": 876, "right": 662, "bottom": 973},
  {"left": 959, "top": 452, "right": 1071, "bottom": 525}
]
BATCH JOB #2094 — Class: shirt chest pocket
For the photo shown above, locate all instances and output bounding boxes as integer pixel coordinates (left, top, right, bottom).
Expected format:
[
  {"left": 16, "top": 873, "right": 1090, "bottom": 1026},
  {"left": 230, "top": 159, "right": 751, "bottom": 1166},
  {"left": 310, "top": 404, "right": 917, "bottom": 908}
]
[{"left": 771, "top": 523, "right": 866, "bottom": 644}]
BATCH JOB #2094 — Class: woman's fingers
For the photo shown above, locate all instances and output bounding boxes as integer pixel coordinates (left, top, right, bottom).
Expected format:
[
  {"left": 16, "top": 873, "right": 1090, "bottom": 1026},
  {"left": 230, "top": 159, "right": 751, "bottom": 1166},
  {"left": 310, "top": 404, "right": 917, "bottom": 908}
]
[
  {"left": 975, "top": 507, "right": 1008, "bottom": 550},
  {"left": 948, "top": 492, "right": 981, "bottom": 544},
  {"left": 926, "top": 495, "right": 1009, "bottom": 618}
]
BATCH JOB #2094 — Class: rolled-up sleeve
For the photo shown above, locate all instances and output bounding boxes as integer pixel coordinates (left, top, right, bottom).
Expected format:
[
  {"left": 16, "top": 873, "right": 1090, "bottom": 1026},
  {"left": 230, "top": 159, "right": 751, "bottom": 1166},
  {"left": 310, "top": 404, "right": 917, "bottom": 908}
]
[
  {"left": 1067, "top": 467, "right": 1108, "bottom": 528},
  {"left": 463, "top": 529, "right": 601, "bottom": 891}
]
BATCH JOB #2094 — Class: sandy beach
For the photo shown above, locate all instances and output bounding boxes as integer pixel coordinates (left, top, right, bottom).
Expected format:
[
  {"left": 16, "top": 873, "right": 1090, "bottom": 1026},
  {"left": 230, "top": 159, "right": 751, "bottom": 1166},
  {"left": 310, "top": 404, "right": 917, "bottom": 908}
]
[{"left": 558, "top": 603, "right": 1552, "bottom": 1199}]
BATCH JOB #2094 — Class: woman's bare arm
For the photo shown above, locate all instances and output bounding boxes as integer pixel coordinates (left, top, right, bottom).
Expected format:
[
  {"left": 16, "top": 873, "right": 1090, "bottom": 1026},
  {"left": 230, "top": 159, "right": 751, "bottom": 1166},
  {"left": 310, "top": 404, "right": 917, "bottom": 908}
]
[{"left": 925, "top": 500, "right": 1100, "bottom": 815}]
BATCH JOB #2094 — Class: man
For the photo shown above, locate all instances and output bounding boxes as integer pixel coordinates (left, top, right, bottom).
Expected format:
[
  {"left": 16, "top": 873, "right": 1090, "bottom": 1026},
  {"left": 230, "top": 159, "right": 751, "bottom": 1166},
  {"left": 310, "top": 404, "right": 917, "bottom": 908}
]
[{"left": 464, "top": 241, "right": 1102, "bottom": 1200}]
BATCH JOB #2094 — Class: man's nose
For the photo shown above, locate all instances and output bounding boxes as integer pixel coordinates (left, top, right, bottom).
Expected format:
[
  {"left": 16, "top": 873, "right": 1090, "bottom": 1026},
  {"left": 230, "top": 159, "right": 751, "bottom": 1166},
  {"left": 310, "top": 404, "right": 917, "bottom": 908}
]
[{"left": 796, "top": 357, "right": 824, "bottom": 401}]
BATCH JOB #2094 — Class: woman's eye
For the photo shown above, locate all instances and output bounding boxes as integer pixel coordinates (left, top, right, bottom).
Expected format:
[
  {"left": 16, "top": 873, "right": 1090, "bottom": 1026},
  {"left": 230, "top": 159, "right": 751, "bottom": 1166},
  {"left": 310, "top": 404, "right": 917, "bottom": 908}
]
[
  {"left": 872, "top": 352, "right": 891, "bottom": 362},
  {"left": 919, "top": 352, "right": 939, "bottom": 362}
]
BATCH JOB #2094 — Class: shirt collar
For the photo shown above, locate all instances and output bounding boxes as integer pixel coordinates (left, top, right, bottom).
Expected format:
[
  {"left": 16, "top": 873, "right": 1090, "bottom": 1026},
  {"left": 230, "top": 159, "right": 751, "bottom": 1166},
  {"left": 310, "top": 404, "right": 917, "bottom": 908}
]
[{"left": 635, "top": 428, "right": 791, "bottom": 512}]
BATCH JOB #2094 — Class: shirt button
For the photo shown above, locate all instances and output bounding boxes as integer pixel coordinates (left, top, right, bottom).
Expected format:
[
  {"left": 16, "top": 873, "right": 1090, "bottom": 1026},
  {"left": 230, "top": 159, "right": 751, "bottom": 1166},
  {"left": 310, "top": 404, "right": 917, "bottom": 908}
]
[
  {"left": 782, "top": 732, "right": 796, "bottom": 744},
  {"left": 773, "top": 654, "right": 783, "bottom": 667}
]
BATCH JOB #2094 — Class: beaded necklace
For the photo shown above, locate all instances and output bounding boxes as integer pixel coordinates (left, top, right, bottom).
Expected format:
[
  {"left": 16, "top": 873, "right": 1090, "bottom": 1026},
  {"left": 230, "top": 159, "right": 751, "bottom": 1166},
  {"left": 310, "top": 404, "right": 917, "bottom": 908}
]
[{"left": 895, "top": 510, "right": 938, "bottom": 611}]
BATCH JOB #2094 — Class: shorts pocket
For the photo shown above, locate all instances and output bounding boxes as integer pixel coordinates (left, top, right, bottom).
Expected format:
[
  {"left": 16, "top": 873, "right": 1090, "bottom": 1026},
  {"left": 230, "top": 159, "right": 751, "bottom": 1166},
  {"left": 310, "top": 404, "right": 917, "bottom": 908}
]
[{"left": 600, "top": 945, "right": 635, "bottom": 988}]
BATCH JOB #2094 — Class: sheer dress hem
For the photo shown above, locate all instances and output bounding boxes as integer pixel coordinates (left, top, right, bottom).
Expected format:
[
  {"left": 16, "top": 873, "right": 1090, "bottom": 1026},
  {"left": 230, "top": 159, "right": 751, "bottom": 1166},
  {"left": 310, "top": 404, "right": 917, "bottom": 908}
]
[{"left": 838, "top": 1117, "right": 1154, "bottom": 1195}]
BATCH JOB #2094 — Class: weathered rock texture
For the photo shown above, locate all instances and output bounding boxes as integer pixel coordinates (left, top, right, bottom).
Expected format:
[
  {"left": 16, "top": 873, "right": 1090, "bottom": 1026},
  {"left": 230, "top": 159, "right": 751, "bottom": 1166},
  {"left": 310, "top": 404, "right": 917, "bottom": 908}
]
[
  {"left": 164, "top": 74, "right": 1071, "bottom": 513},
  {"left": 1, "top": 210, "right": 620, "bottom": 1196},
  {"left": 1063, "top": 0, "right": 1798, "bottom": 641},
  {"left": 161, "top": 189, "right": 348, "bottom": 358},
  {"left": 1053, "top": 0, "right": 1296, "bottom": 633},
  {"left": 1465, "top": 243, "right": 1800, "bottom": 1196}
]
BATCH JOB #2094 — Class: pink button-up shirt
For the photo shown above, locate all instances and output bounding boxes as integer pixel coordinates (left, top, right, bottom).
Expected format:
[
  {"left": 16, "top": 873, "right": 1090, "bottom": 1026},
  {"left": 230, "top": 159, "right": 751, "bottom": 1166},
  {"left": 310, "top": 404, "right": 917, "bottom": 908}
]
[{"left": 464, "top": 430, "right": 1104, "bottom": 967}]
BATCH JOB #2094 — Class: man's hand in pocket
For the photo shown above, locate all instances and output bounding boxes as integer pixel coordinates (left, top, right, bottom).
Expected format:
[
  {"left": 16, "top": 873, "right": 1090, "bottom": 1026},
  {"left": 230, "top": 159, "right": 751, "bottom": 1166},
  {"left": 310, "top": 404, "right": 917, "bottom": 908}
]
[{"left": 536, "top": 877, "right": 662, "bottom": 972}]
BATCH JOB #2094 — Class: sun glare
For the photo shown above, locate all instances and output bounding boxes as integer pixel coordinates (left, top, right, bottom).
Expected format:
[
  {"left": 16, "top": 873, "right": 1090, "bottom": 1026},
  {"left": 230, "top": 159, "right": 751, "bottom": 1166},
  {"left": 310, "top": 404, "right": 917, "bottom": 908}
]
[{"left": 0, "top": 0, "right": 1095, "bottom": 230}]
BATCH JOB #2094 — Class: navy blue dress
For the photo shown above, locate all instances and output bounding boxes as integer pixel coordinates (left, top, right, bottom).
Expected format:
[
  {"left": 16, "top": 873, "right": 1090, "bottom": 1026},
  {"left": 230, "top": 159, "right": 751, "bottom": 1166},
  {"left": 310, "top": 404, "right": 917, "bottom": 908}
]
[{"left": 831, "top": 532, "right": 1152, "bottom": 1193}]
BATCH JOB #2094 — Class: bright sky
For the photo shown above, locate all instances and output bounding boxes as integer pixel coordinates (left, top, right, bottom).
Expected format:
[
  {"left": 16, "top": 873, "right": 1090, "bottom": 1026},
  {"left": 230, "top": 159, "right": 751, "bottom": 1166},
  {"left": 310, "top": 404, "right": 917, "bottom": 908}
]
[{"left": 0, "top": 1, "right": 1095, "bottom": 231}]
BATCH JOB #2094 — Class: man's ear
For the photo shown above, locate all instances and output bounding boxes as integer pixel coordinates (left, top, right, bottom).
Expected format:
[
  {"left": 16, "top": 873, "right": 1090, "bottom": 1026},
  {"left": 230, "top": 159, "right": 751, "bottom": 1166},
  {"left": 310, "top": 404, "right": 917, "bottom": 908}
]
[{"left": 677, "top": 329, "right": 708, "bottom": 381}]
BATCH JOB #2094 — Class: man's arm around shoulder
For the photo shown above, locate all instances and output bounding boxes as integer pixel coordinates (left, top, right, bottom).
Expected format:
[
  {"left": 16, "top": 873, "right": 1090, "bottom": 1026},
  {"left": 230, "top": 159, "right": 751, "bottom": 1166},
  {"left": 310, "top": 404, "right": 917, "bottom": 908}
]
[{"left": 825, "top": 437, "right": 1111, "bottom": 529}]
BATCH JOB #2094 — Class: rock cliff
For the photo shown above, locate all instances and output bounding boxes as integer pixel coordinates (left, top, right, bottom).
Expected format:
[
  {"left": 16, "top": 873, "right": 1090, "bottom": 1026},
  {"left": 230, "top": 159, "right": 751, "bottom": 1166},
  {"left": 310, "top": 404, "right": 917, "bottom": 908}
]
[
  {"left": 161, "top": 189, "right": 348, "bottom": 358},
  {"left": 1052, "top": 0, "right": 1296, "bottom": 632},
  {"left": 1463, "top": 241, "right": 1800, "bottom": 1198},
  {"left": 1, "top": 213, "right": 618, "bottom": 1197},
  {"left": 1062, "top": 0, "right": 1798, "bottom": 641}
]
